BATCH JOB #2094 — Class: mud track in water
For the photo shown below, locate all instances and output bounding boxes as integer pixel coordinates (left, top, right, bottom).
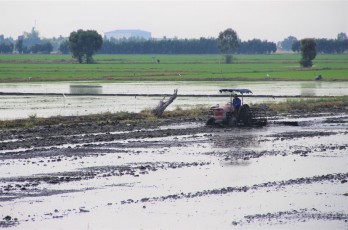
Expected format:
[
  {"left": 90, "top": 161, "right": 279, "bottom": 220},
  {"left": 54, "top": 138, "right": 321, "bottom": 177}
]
[{"left": 0, "top": 113, "right": 348, "bottom": 229}]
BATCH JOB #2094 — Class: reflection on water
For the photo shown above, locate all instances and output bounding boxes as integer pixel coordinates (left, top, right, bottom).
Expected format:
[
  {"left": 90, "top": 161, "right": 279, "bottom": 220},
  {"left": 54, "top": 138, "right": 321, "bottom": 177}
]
[
  {"left": 212, "top": 132, "right": 261, "bottom": 149},
  {"left": 0, "top": 81, "right": 347, "bottom": 96},
  {"left": 70, "top": 85, "right": 102, "bottom": 94},
  {"left": 222, "top": 159, "right": 252, "bottom": 167},
  {"left": 300, "top": 81, "right": 321, "bottom": 96}
]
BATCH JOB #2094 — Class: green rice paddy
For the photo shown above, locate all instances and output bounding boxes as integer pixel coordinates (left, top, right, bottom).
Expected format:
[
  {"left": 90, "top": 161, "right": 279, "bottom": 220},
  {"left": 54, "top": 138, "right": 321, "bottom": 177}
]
[{"left": 0, "top": 54, "right": 347, "bottom": 82}]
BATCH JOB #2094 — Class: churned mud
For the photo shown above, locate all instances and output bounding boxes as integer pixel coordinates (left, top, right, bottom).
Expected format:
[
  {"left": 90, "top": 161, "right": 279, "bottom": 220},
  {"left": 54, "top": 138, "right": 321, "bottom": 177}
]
[{"left": 0, "top": 111, "right": 347, "bottom": 229}]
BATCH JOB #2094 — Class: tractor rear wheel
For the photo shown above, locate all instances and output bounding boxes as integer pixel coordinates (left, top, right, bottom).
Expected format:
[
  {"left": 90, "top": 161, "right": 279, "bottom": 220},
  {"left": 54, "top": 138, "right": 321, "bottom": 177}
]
[{"left": 237, "top": 104, "right": 252, "bottom": 126}]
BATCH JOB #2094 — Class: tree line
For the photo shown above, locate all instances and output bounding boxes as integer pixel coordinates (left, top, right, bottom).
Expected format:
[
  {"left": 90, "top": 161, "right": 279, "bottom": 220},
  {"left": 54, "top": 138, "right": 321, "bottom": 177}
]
[
  {"left": 292, "top": 39, "right": 348, "bottom": 54},
  {"left": 0, "top": 41, "right": 53, "bottom": 54},
  {"left": 0, "top": 27, "right": 275, "bottom": 55},
  {"left": 1, "top": 28, "right": 347, "bottom": 56},
  {"left": 97, "top": 38, "right": 276, "bottom": 55},
  {"left": 0, "top": 28, "right": 62, "bottom": 54},
  {"left": 279, "top": 33, "right": 348, "bottom": 54},
  {"left": 99, "top": 37, "right": 219, "bottom": 54}
]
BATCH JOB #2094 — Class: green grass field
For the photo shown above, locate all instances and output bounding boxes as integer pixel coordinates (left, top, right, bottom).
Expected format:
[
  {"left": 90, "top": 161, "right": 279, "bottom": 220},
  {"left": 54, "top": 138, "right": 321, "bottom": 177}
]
[{"left": 0, "top": 54, "right": 347, "bottom": 82}]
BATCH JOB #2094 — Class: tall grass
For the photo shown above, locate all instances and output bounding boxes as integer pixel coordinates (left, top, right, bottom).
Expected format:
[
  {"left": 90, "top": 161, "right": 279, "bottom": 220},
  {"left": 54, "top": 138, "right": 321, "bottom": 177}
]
[{"left": 268, "top": 96, "right": 348, "bottom": 112}]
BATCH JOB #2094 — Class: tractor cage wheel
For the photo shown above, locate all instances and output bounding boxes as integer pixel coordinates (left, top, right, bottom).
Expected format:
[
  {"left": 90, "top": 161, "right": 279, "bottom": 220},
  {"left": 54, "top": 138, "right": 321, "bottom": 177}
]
[{"left": 249, "top": 107, "right": 268, "bottom": 126}]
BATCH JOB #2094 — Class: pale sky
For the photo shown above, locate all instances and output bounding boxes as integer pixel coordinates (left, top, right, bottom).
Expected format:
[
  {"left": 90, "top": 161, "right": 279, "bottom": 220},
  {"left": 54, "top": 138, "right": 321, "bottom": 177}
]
[{"left": 1, "top": 0, "right": 347, "bottom": 42}]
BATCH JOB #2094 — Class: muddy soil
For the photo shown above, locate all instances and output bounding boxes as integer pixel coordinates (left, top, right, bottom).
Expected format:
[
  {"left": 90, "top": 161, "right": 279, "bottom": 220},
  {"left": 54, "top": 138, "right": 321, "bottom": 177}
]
[{"left": 0, "top": 111, "right": 347, "bottom": 229}]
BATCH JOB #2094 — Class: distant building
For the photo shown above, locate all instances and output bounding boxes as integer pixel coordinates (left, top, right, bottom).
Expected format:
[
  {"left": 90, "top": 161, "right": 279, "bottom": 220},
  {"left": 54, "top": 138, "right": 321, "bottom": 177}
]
[{"left": 104, "top": 29, "right": 151, "bottom": 40}]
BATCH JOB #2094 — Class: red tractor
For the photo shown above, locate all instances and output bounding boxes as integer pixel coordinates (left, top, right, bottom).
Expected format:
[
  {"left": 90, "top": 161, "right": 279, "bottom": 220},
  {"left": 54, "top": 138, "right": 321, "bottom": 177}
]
[{"left": 206, "top": 89, "right": 267, "bottom": 127}]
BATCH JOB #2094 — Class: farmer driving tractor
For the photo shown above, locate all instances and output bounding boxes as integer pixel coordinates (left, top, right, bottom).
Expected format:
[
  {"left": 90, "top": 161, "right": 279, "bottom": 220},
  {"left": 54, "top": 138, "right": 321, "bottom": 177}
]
[
  {"left": 206, "top": 88, "right": 267, "bottom": 127},
  {"left": 232, "top": 94, "right": 241, "bottom": 112}
]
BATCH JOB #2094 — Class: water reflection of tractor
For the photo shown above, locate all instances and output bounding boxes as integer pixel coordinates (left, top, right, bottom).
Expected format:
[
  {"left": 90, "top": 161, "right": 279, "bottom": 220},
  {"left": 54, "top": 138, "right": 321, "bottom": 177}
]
[{"left": 206, "top": 89, "right": 267, "bottom": 127}]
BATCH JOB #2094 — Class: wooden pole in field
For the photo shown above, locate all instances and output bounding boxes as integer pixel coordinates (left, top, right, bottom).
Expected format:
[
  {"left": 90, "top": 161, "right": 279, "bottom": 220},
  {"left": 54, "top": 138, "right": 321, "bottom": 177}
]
[{"left": 152, "top": 89, "right": 178, "bottom": 117}]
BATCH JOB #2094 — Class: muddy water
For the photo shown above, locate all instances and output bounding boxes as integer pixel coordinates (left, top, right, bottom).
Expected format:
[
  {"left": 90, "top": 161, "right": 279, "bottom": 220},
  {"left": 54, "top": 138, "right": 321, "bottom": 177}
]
[
  {"left": 1, "top": 81, "right": 347, "bottom": 95},
  {"left": 1, "top": 81, "right": 348, "bottom": 120},
  {"left": 0, "top": 114, "right": 347, "bottom": 229}
]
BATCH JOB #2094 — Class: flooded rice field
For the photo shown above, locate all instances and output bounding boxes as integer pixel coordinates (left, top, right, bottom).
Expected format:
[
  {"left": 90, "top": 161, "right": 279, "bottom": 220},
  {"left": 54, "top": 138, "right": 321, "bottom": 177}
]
[
  {"left": 0, "top": 112, "right": 347, "bottom": 229},
  {"left": 1, "top": 81, "right": 348, "bottom": 120},
  {"left": 1, "top": 81, "right": 347, "bottom": 96},
  {"left": 1, "top": 81, "right": 347, "bottom": 229}
]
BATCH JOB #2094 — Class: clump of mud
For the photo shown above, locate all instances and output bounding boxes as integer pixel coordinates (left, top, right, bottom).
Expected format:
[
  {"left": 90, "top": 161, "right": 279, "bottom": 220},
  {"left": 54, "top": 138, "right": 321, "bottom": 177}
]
[{"left": 0, "top": 216, "right": 18, "bottom": 228}]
